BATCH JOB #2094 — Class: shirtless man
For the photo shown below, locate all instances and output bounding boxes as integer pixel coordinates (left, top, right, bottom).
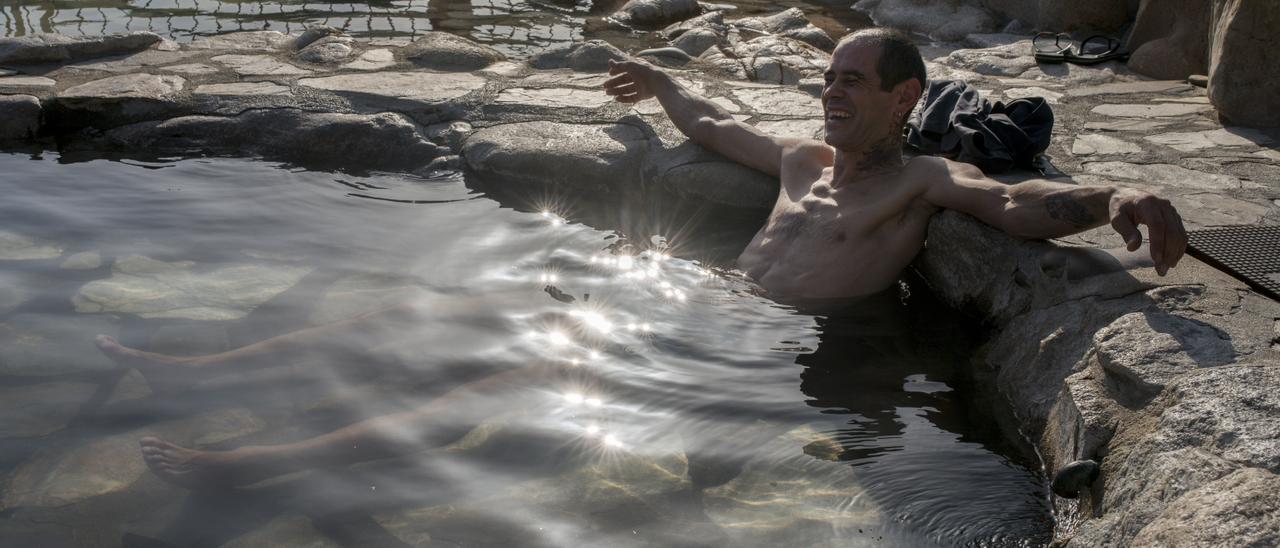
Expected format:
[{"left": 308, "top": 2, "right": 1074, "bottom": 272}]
[
  {"left": 109, "top": 27, "right": 1185, "bottom": 490},
  {"left": 604, "top": 27, "right": 1186, "bottom": 299}
]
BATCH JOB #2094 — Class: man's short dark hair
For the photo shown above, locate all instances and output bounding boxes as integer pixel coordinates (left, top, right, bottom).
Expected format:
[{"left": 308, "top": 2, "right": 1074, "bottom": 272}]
[{"left": 837, "top": 28, "right": 927, "bottom": 92}]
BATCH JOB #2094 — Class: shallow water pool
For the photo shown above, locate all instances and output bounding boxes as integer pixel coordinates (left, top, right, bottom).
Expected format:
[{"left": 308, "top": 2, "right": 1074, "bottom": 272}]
[{"left": 0, "top": 152, "right": 1050, "bottom": 546}]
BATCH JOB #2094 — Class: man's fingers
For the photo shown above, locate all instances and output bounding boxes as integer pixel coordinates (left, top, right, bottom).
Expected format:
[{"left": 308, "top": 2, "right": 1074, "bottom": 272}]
[
  {"left": 612, "top": 93, "right": 643, "bottom": 104},
  {"left": 1111, "top": 207, "right": 1143, "bottom": 251},
  {"left": 607, "top": 58, "right": 621, "bottom": 74},
  {"left": 604, "top": 82, "right": 638, "bottom": 96},
  {"left": 603, "top": 73, "right": 631, "bottom": 89},
  {"left": 1165, "top": 209, "right": 1188, "bottom": 269}
]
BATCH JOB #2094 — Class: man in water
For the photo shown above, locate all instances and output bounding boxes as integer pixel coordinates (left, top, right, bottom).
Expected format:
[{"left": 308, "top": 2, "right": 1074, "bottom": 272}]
[
  {"left": 103, "top": 27, "right": 1185, "bottom": 489},
  {"left": 603, "top": 27, "right": 1185, "bottom": 300}
]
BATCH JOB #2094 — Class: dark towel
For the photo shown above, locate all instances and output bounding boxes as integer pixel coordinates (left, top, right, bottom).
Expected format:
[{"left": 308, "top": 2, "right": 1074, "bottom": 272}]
[{"left": 906, "top": 80, "right": 1054, "bottom": 173}]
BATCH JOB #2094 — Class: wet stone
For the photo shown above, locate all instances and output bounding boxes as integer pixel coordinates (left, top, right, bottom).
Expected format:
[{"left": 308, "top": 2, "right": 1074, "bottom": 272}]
[
  {"left": 0, "top": 313, "right": 121, "bottom": 376},
  {"left": 0, "top": 94, "right": 41, "bottom": 140},
  {"left": 194, "top": 82, "right": 292, "bottom": 97},
  {"left": 1082, "top": 161, "right": 1240, "bottom": 190},
  {"left": 72, "top": 254, "right": 312, "bottom": 321},
  {"left": 60, "top": 251, "right": 103, "bottom": 270},
  {"left": 211, "top": 54, "right": 312, "bottom": 77},
  {"left": 1092, "top": 103, "right": 1214, "bottom": 118},
  {"left": 1068, "top": 80, "right": 1192, "bottom": 97},
  {"left": 729, "top": 87, "right": 822, "bottom": 117},
  {"left": 0, "top": 381, "right": 98, "bottom": 438},
  {"left": 0, "top": 230, "right": 61, "bottom": 260},
  {"left": 0, "top": 76, "right": 56, "bottom": 93},
  {"left": 298, "top": 71, "right": 485, "bottom": 103},
  {"left": 1072, "top": 134, "right": 1142, "bottom": 156},
  {"left": 61, "top": 73, "right": 185, "bottom": 101},
  {"left": 493, "top": 87, "right": 612, "bottom": 109}
]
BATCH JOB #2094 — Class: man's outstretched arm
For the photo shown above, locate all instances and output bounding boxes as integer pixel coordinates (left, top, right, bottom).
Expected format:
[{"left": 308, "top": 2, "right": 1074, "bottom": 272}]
[
  {"left": 603, "top": 58, "right": 805, "bottom": 177},
  {"left": 918, "top": 158, "right": 1187, "bottom": 275}
]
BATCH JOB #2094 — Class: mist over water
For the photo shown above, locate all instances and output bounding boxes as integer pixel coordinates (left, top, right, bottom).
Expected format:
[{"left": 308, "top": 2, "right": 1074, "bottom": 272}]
[{"left": 0, "top": 153, "right": 1050, "bottom": 545}]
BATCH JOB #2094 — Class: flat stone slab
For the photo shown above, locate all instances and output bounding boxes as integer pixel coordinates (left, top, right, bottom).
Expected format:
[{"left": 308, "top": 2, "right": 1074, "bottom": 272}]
[
  {"left": 211, "top": 54, "right": 311, "bottom": 77},
  {"left": 63, "top": 49, "right": 197, "bottom": 74},
  {"left": 517, "top": 71, "right": 610, "bottom": 89},
  {"left": 1094, "top": 311, "right": 1235, "bottom": 394},
  {"left": 342, "top": 48, "right": 395, "bottom": 71},
  {"left": 61, "top": 73, "right": 185, "bottom": 100},
  {"left": 298, "top": 71, "right": 486, "bottom": 102},
  {"left": 0, "top": 313, "right": 121, "bottom": 377},
  {"left": 1092, "top": 103, "right": 1214, "bottom": 118},
  {"left": 494, "top": 87, "right": 612, "bottom": 109},
  {"left": 463, "top": 121, "right": 648, "bottom": 189},
  {"left": 0, "top": 230, "right": 60, "bottom": 260},
  {"left": 730, "top": 87, "right": 822, "bottom": 117},
  {"left": 1084, "top": 119, "right": 1178, "bottom": 132},
  {"left": 755, "top": 119, "right": 823, "bottom": 140},
  {"left": 72, "top": 254, "right": 312, "bottom": 320},
  {"left": 0, "top": 381, "right": 98, "bottom": 438},
  {"left": 159, "top": 63, "right": 219, "bottom": 75},
  {"left": 1003, "top": 86, "right": 1064, "bottom": 104},
  {"left": 188, "top": 31, "right": 290, "bottom": 52},
  {"left": 1144, "top": 128, "right": 1271, "bottom": 152},
  {"left": 194, "top": 82, "right": 292, "bottom": 97},
  {"left": 1072, "top": 134, "right": 1142, "bottom": 156},
  {"left": 0, "top": 32, "right": 161, "bottom": 65},
  {"left": 1082, "top": 161, "right": 1241, "bottom": 190},
  {"left": 0, "top": 76, "right": 56, "bottom": 92},
  {"left": 1069, "top": 80, "right": 1191, "bottom": 97}
]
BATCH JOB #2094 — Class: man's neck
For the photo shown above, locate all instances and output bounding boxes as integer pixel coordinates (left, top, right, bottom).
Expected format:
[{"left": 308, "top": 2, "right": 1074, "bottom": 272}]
[{"left": 831, "top": 133, "right": 905, "bottom": 188}]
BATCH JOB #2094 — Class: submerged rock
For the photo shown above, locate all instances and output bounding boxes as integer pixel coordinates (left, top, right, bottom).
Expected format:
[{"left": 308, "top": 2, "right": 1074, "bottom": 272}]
[
  {"left": 0, "top": 32, "right": 161, "bottom": 65},
  {"left": 0, "top": 230, "right": 61, "bottom": 260},
  {"left": 73, "top": 254, "right": 311, "bottom": 321},
  {"left": 0, "top": 313, "right": 121, "bottom": 377},
  {"left": 0, "top": 381, "right": 99, "bottom": 438},
  {"left": 403, "top": 32, "right": 505, "bottom": 71}
]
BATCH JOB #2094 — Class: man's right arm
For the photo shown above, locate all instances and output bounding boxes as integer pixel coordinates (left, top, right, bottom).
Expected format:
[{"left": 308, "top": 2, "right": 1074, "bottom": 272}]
[{"left": 604, "top": 58, "right": 805, "bottom": 177}]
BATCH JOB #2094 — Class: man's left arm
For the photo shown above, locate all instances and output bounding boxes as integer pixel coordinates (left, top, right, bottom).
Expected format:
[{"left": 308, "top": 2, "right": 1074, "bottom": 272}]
[{"left": 919, "top": 159, "right": 1187, "bottom": 275}]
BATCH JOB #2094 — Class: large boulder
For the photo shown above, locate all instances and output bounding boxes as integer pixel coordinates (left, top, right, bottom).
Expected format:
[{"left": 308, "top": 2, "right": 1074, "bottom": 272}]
[
  {"left": 731, "top": 8, "right": 836, "bottom": 52},
  {"left": 1208, "top": 0, "right": 1280, "bottom": 127},
  {"left": 703, "top": 35, "right": 830, "bottom": 84},
  {"left": 0, "top": 94, "right": 40, "bottom": 141},
  {"left": 611, "top": 0, "right": 700, "bottom": 28},
  {"left": 1126, "top": 0, "right": 1211, "bottom": 80},
  {"left": 462, "top": 121, "right": 649, "bottom": 192},
  {"left": 853, "top": 0, "right": 998, "bottom": 42},
  {"left": 402, "top": 32, "right": 506, "bottom": 71},
  {"left": 0, "top": 32, "right": 161, "bottom": 65},
  {"left": 528, "top": 40, "right": 627, "bottom": 72},
  {"left": 648, "top": 142, "right": 777, "bottom": 208},
  {"left": 982, "top": 0, "right": 1133, "bottom": 33}
]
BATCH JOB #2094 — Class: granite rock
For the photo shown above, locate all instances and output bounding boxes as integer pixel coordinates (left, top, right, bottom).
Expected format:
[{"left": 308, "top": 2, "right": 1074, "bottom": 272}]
[
  {"left": 528, "top": 40, "right": 627, "bottom": 72},
  {"left": 188, "top": 30, "right": 291, "bottom": 52},
  {"left": 611, "top": 0, "right": 701, "bottom": 28},
  {"left": 853, "top": 0, "right": 998, "bottom": 42},
  {"left": 295, "top": 36, "right": 354, "bottom": 64},
  {"left": 1126, "top": 0, "right": 1211, "bottom": 80},
  {"left": 731, "top": 8, "right": 835, "bottom": 51},
  {"left": 403, "top": 32, "right": 505, "bottom": 71},
  {"left": 462, "top": 121, "right": 649, "bottom": 192},
  {"left": 0, "top": 32, "right": 161, "bottom": 65},
  {"left": 981, "top": 0, "right": 1132, "bottom": 33},
  {"left": 298, "top": 71, "right": 486, "bottom": 103},
  {"left": 1208, "top": 0, "right": 1280, "bottom": 127},
  {"left": 669, "top": 27, "right": 722, "bottom": 57},
  {"left": 0, "top": 95, "right": 41, "bottom": 141}
]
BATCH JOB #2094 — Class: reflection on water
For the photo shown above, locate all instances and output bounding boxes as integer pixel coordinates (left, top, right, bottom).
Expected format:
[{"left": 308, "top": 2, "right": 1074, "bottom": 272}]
[
  {"left": 0, "top": 0, "right": 869, "bottom": 58},
  {"left": 0, "top": 153, "right": 1049, "bottom": 546}
]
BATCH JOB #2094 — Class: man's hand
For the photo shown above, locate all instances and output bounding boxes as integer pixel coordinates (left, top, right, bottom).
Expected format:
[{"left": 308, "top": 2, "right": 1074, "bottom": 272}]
[
  {"left": 603, "top": 58, "right": 660, "bottom": 103},
  {"left": 1108, "top": 189, "right": 1187, "bottom": 276}
]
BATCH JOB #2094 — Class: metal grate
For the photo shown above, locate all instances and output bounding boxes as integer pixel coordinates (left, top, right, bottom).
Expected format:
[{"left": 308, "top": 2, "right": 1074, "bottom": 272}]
[{"left": 1186, "top": 225, "right": 1280, "bottom": 301}]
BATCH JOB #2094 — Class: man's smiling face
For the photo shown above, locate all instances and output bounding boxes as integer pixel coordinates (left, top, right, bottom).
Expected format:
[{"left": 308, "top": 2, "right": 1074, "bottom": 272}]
[{"left": 821, "top": 40, "right": 901, "bottom": 152}]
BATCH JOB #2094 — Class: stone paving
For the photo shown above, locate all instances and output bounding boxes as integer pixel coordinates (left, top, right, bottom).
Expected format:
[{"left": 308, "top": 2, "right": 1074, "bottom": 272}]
[{"left": 0, "top": 18, "right": 1278, "bottom": 547}]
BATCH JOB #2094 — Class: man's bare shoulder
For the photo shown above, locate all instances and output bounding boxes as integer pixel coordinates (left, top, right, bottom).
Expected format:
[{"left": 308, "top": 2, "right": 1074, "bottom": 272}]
[{"left": 779, "top": 139, "right": 834, "bottom": 168}]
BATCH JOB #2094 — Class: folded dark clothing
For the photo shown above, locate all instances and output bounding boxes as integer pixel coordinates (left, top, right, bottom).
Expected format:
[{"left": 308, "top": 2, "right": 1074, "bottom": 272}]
[{"left": 906, "top": 79, "right": 1054, "bottom": 173}]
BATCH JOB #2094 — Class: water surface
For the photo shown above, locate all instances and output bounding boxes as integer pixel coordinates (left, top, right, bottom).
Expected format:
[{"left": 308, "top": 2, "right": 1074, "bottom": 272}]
[{"left": 0, "top": 152, "right": 1050, "bottom": 546}]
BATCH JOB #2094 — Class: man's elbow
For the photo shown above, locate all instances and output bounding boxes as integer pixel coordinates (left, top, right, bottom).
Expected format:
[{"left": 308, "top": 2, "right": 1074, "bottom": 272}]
[{"left": 688, "top": 116, "right": 725, "bottom": 144}]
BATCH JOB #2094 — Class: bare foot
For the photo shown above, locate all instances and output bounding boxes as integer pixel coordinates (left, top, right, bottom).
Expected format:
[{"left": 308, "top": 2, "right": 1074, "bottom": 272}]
[
  {"left": 96, "top": 335, "right": 201, "bottom": 392},
  {"left": 139, "top": 437, "right": 241, "bottom": 490}
]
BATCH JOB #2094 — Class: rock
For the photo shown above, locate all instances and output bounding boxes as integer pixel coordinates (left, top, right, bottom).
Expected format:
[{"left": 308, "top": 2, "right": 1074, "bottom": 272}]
[
  {"left": 0, "top": 32, "right": 161, "bottom": 65},
  {"left": 211, "top": 54, "right": 312, "bottom": 76},
  {"left": 611, "top": 0, "right": 701, "bottom": 28},
  {"left": 1083, "top": 119, "right": 1176, "bottom": 132},
  {"left": 298, "top": 71, "right": 485, "bottom": 103},
  {"left": 193, "top": 82, "right": 292, "bottom": 97},
  {"left": 1150, "top": 364, "right": 1280, "bottom": 471},
  {"left": 1082, "top": 161, "right": 1240, "bottom": 190},
  {"left": 0, "top": 382, "right": 98, "bottom": 438},
  {"left": 0, "top": 230, "right": 60, "bottom": 260},
  {"left": 1208, "top": 0, "right": 1280, "bottom": 127},
  {"left": 221, "top": 514, "right": 339, "bottom": 548},
  {"left": 662, "top": 10, "right": 727, "bottom": 39},
  {"left": 0, "top": 313, "right": 121, "bottom": 377},
  {"left": 1, "top": 408, "right": 264, "bottom": 510},
  {"left": 1067, "top": 80, "right": 1191, "bottom": 97},
  {"left": 0, "top": 95, "right": 41, "bottom": 141},
  {"left": 1090, "top": 103, "right": 1213, "bottom": 118},
  {"left": 729, "top": 86, "right": 822, "bottom": 117},
  {"left": 0, "top": 76, "right": 56, "bottom": 93},
  {"left": 493, "top": 87, "right": 613, "bottom": 109},
  {"left": 731, "top": 8, "right": 835, "bottom": 51},
  {"left": 60, "top": 73, "right": 185, "bottom": 103},
  {"left": 403, "top": 32, "right": 505, "bottom": 71},
  {"left": 188, "top": 30, "right": 291, "bottom": 52},
  {"left": 528, "top": 40, "right": 627, "bottom": 72},
  {"left": 981, "top": 0, "right": 1131, "bottom": 33},
  {"left": 60, "top": 251, "right": 103, "bottom": 270},
  {"left": 72, "top": 254, "right": 311, "bottom": 320},
  {"left": 1126, "top": 0, "right": 1211, "bottom": 80},
  {"left": 655, "top": 159, "right": 777, "bottom": 209},
  {"left": 1002, "top": 86, "right": 1063, "bottom": 104},
  {"left": 943, "top": 41, "right": 1038, "bottom": 77},
  {"left": 670, "top": 27, "right": 722, "bottom": 57},
  {"left": 1071, "top": 134, "right": 1141, "bottom": 156},
  {"left": 0, "top": 271, "right": 34, "bottom": 315},
  {"left": 1093, "top": 311, "right": 1235, "bottom": 397},
  {"left": 637, "top": 46, "right": 692, "bottom": 66},
  {"left": 1188, "top": 74, "right": 1208, "bottom": 87},
  {"left": 462, "top": 121, "right": 648, "bottom": 192},
  {"left": 342, "top": 48, "right": 395, "bottom": 71},
  {"left": 426, "top": 120, "right": 472, "bottom": 152},
  {"left": 292, "top": 25, "right": 342, "bottom": 51},
  {"left": 1130, "top": 468, "right": 1280, "bottom": 546},
  {"left": 104, "top": 110, "right": 444, "bottom": 171},
  {"left": 295, "top": 36, "right": 354, "bottom": 64},
  {"left": 1051, "top": 459, "right": 1100, "bottom": 498},
  {"left": 853, "top": 0, "right": 998, "bottom": 42},
  {"left": 755, "top": 119, "right": 823, "bottom": 140},
  {"left": 1144, "top": 128, "right": 1268, "bottom": 152},
  {"left": 61, "top": 49, "right": 197, "bottom": 74},
  {"left": 159, "top": 63, "right": 218, "bottom": 75},
  {"left": 717, "top": 35, "right": 830, "bottom": 84}
]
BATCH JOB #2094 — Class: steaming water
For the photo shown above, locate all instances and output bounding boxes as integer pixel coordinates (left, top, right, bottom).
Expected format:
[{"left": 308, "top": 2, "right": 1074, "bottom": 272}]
[{"left": 0, "top": 152, "right": 1050, "bottom": 546}]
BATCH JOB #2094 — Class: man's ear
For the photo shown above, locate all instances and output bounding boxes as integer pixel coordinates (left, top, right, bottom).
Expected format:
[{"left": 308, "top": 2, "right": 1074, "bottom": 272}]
[{"left": 895, "top": 78, "right": 922, "bottom": 113}]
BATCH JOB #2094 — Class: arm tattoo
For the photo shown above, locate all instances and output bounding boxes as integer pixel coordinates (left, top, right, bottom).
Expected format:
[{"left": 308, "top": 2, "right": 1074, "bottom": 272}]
[{"left": 1045, "top": 194, "right": 1097, "bottom": 228}]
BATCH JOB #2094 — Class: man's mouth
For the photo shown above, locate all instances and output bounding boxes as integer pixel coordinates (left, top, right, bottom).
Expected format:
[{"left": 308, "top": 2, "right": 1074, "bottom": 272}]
[{"left": 826, "top": 108, "right": 851, "bottom": 121}]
